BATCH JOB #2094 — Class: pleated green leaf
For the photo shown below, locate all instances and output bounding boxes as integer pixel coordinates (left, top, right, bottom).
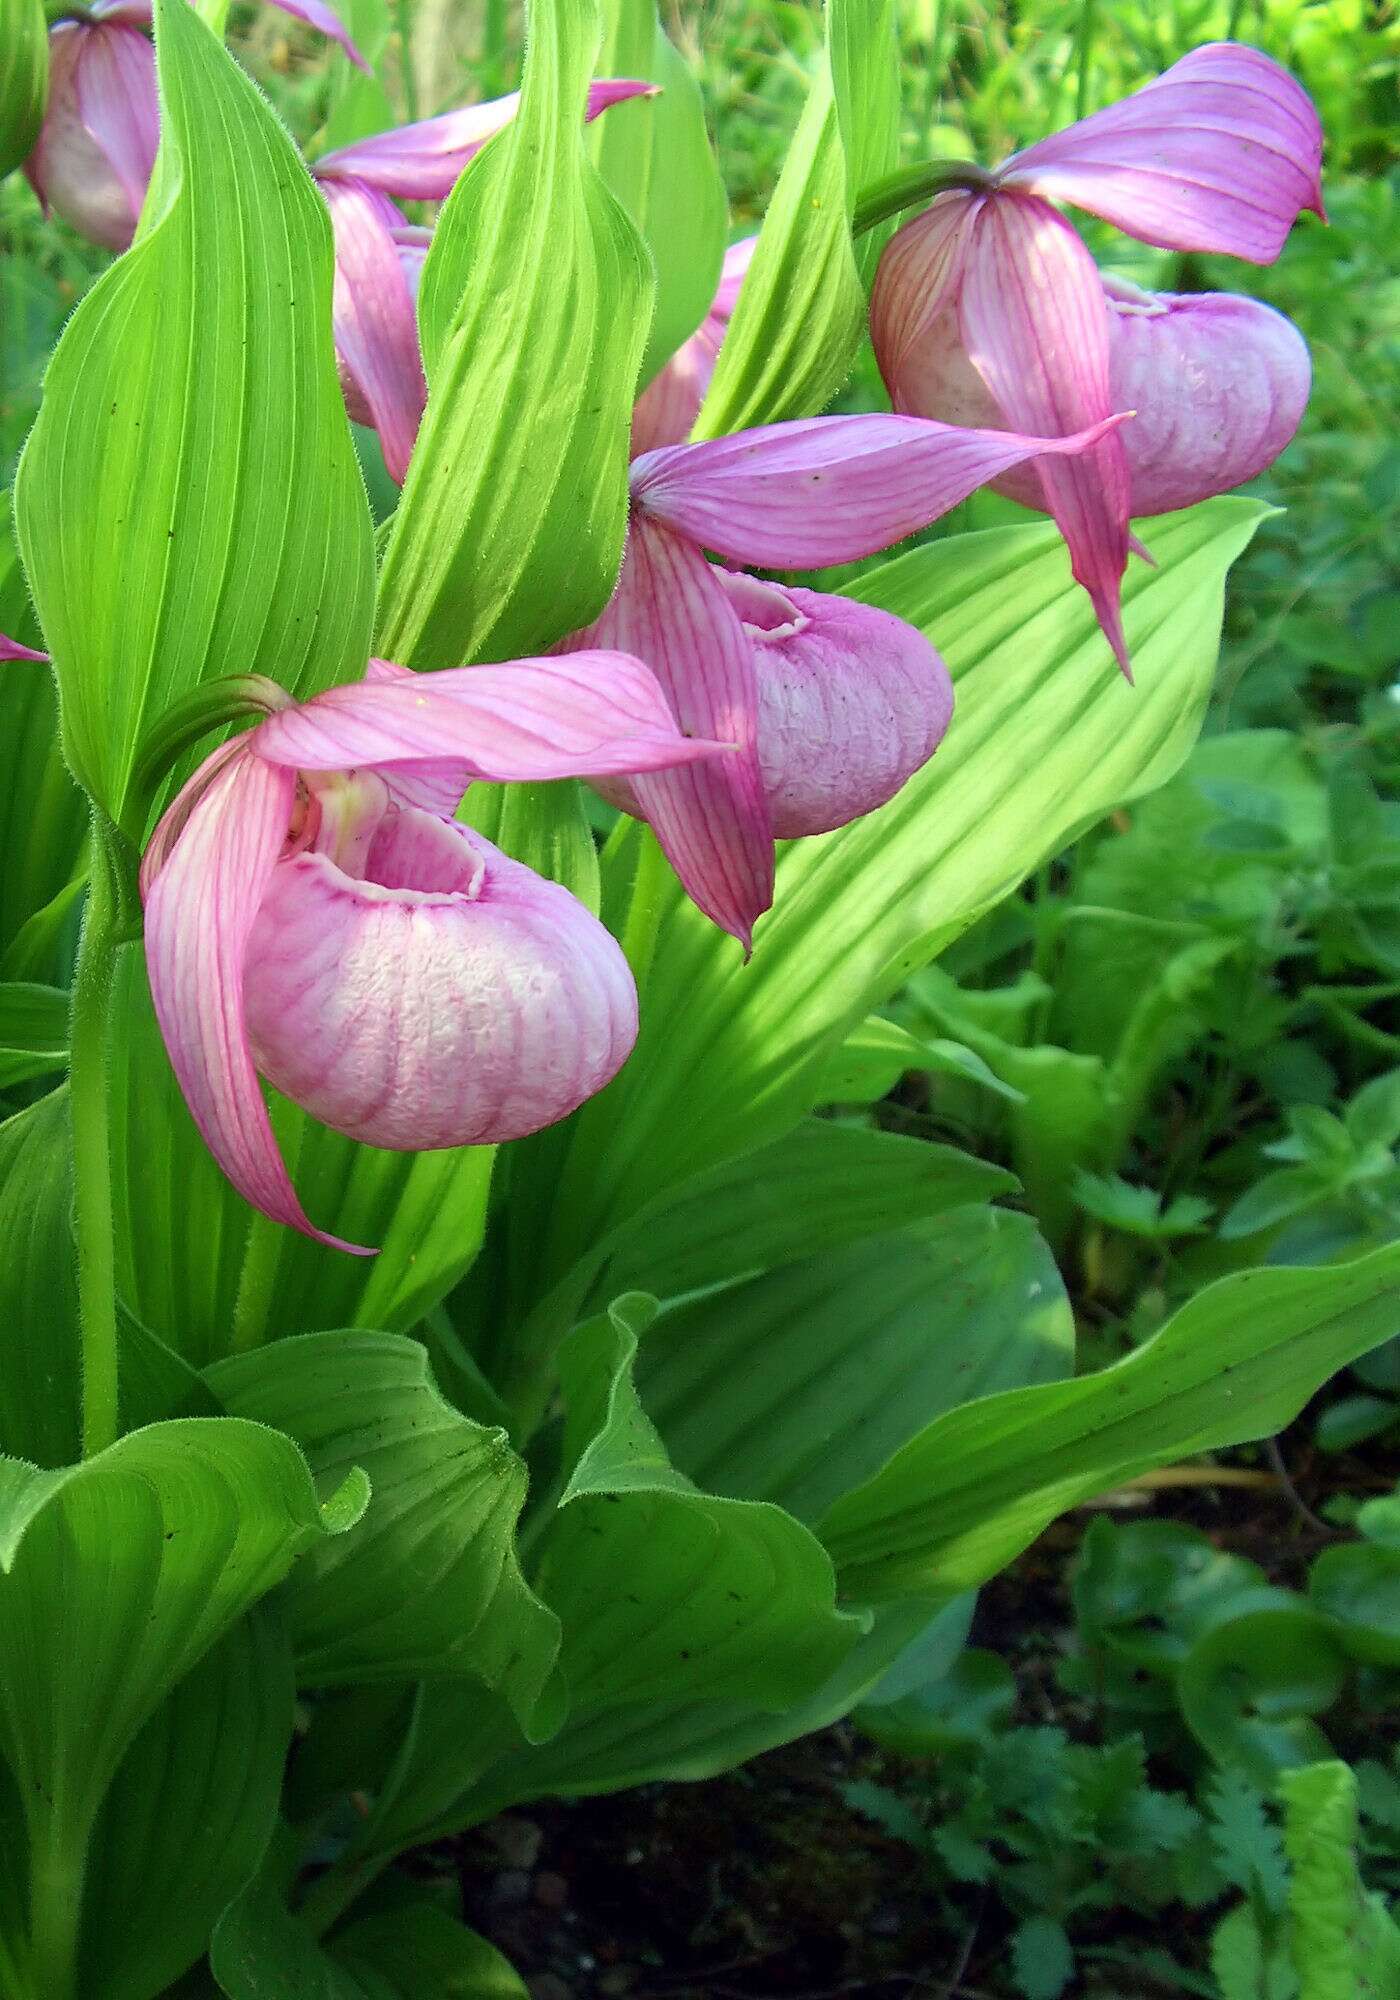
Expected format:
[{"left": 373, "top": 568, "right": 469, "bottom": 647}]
[
  {"left": 693, "top": 0, "right": 898, "bottom": 437},
  {"left": 375, "top": 0, "right": 652, "bottom": 669},
  {"left": 0, "top": 981, "right": 67, "bottom": 1088},
  {"left": 13, "top": 0, "right": 374, "bottom": 828},
  {"left": 821, "top": 1239, "right": 1400, "bottom": 1602},
  {"left": 566, "top": 500, "right": 1266, "bottom": 1260},
  {"left": 0, "top": 0, "right": 47, "bottom": 180},
  {"left": 588, "top": 0, "right": 726, "bottom": 385},
  {"left": 0, "top": 1421, "right": 365, "bottom": 1998},
  {"left": 0, "top": 1089, "right": 80, "bottom": 1468},
  {"left": 207, "top": 1332, "right": 561, "bottom": 1717}
]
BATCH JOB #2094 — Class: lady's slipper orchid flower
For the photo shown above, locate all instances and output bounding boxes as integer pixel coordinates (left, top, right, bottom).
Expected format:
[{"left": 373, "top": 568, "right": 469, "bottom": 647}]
[
  {"left": 870, "top": 42, "right": 1323, "bottom": 672},
  {"left": 25, "top": 0, "right": 365, "bottom": 253},
  {"left": 631, "top": 236, "right": 757, "bottom": 455},
  {"left": 140, "top": 653, "right": 724, "bottom": 1250},
  {"left": 315, "top": 81, "right": 652, "bottom": 482},
  {"left": 571, "top": 408, "right": 1130, "bottom": 949}
]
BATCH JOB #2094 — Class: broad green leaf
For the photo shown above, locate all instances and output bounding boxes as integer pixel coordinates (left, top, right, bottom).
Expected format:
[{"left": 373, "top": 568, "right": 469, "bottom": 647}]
[
  {"left": 635, "top": 1207, "right": 1073, "bottom": 1524},
  {"left": 821, "top": 1238, "right": 1400, "bottom": 1601},
  {"left": 694, "top": 0, "right": 898, "bottom": 434},
  {"left": 0, "top": 980, "right": 67, "bottom": 1088},
  {"left": 376, "top": 0, "right": 652, "bottom": 669},
  {"left": 77, "top": 1610, "right": 294, "bottom": 2000},
  {"left": 207, "top": 1332, "right": 561, "bottom": 1716},
  {"left": 0, "top": 1421, "right": 364, "bottom": 1999},
  {"left": 13, "top": 0, "right": 374, "bottom": 827},
  {"left": 558, "top": 501, "right": 1267, "bottom": 1265},
  {"left": 213, "top": 1862, "right": 528, "bottom": 2000},
  {"left": 464, "top": 778, "right": 601, "bottom": 913},
  {"left": 1309, "top": 1543, "right": 1400, "bottom": 1666},
  {"left": 105, "top": 952, "right": 495, "bottom": 1365},
  {"left": 0, "top": 0, "right": 46, "bottom": 179},
  {"left": 0, "top": 1089, "right": 79, "bottom": 1467},
  {"left": 1179, "top": 1608, "right": 1348, "bottom": 1786},
  {"left": 588, "top": 0, "right": 726, "bottom": 385}
]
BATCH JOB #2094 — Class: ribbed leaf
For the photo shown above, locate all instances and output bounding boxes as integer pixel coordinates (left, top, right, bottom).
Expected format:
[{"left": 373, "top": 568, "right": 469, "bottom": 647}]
[
  {"left": 0, "top": 981, "right": 67, "bottom": 1088},
  {"left": 376, "top": 0, "right": 652, "bottom": 668},
  {"left": 13, "top": 0, "right": 374, "bottom": 827}
]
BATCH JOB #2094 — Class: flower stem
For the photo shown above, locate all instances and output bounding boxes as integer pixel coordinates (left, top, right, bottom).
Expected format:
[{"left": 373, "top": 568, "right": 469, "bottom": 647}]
[
  {"left": 397, "top": 0, "right": 419, "bottom": 123},
  {"left": 68, "top": 823, "right": 121, "bottom": 1461},
  {"left": 1074, "top": 0, "right": 1098, "bottom": 121},
  {"left": 229, "top": 1109, "right": 300, "bottom": 1354},
  {"left": 851, "top": 159, "right": 993, "bottom": 238}
]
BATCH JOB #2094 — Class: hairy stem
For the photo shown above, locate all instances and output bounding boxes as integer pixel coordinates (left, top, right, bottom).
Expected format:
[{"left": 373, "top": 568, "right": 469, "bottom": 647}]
[{"left": 68, "top": 825, "right": 121, "bottom": 1460}]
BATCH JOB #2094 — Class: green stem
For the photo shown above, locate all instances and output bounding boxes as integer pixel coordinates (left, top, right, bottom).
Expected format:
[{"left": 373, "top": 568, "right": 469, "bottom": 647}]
[
  {"left": 397, "top": 0, "right": 419, "bottom": 124},
  {"left": 69, "top": 825, "right": 121, "bottom": 1461},
  {"left": 1073, "top": 0, "right": 1098, "bottom": 121},
  {"left": 851, "top": 159, "right": 993, "bottom": 237},
  {"left": 25, "top": 1812, "right": 87, "bottom": 2000},
  {"left": 229, "top": 1109, "right": 301, "bottom": 1354}
]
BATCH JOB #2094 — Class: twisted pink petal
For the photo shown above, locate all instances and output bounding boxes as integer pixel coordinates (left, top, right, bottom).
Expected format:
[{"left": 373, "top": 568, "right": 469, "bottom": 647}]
[
  {"left": 324, "top": 179, "right": 426, "bottom": 484},
  {"left": 572, "top": 520, "right": 772, "bottom": 951},
  {"left": 999, "top": 42, "right": 1324, "bottom": 262},
  {"left": 629, "top": 404, "right": 1130, "bottom": 572},
  {"left": 315, "top": 80, "right": 654, "bottom": 201}
]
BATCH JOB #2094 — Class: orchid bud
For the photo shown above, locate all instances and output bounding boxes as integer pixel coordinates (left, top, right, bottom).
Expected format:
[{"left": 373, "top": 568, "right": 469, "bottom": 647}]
[{"left": 25, "top": 20, "right": 157, "bottom": 253}]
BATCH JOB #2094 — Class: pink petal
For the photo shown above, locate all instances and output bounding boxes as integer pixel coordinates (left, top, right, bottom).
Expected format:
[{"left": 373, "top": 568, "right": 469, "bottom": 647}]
[
  {"left": 0, "top": 631, "right": 49, "bottom": 662},
  {"left": 629, "top": 398, "right": 1130, "bottom": 573},
  {"left": 959, "top": 193, "right": 1133, "bottom": 672},
  {"left": 26, "top": 23, "right": 155, "bottom": 253},
  {"left": 263, "top": 0, "right": 369, "bottom": 70},
  {"left": 1095, "top": 280, "right": 1311, "bottom": 514},
  {"left": 249, "top": 651, "right": 726, "bottom": 787},
  {"left": 243, "top": 807, "right": 636, "bottom": 1148},
  {"left": 869, "top": 194, "right": 976, "bottom": 411},
  {"left": 323, "top": 177, "right": 427, "bottom": 486},
  {"left": 631, "top": 236, "right": 758, "bottom": 456},
  {"left": 314, "top": 80, "right": 654, "bottom": 200},
  {"left": 999, "top": 42, "right": 1324, "bottom": 263},
  {"left": 572, "top": 519, "right": 772, "bottom": 950},
  {"left": 142, "top": 745, "right": 370, "bottom": 1252},
  {"left": 715, "top": 573, "right": 953, "bottom": 838}
]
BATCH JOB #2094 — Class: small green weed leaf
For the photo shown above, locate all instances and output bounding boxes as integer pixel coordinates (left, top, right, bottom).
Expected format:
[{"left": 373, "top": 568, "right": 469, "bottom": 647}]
[
  {"left": 207, "top": 1333, "right": 560, "bottom": 1720},
  {"left": 13, "top": 0, "right": 373, "bottom": 828},
  {"left": 821, "top": 1239, "right": 1400, "bottom": 1601},
  {"left": 377, "top": 0, "right": 651, "bottom": 668}
]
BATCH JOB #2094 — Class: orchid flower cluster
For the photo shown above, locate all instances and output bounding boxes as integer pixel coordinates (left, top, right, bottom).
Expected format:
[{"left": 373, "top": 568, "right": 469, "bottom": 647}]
[{"left": 6, "top": 13, "right": 1322, "bottom": 1246}]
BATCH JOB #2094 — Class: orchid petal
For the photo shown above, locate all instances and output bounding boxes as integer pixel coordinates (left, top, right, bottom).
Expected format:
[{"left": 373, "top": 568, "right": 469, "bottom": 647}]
[
  {"left": 576, "top": 518, "right": 772, "bottom": 949},
  {"left": 869, "top": 193, "right": 976, "bottom": 405},
  {"left": 715, "top": 574, "right": 953, "bottom": 838},
  {"left": 999, "top": 42, "right": 1324, "bottom": 263},
  {"left": 959, "top": 193, "right": 1133, "bottom": 672},
  {"left": 315, "top": 79, "right": 653, "bottom": 200},
  {"left": 243, "top": 809, "right": 636, "bottom": 1149},
  {"left": 1096, "top": 281, "right": 1311, "bottom": 515},
  {"left": 263, "top": 0, "right": 368, "bottom": 69},
  {"left": 324, "top": 178, "right": 426, "bottom": 486},
  {"left": 0, "top": 631, "right": 49, "bottom": 662},
  {"left": 631, "top": 235, "right": 758, "bottom": 456},
  {"left": 142, "top": 745, "right": 370, "bottom": 1252},
  {"left": 250, "top": 651, "right": 726, "bottom": 788},
  {"left": 26, "top": 22, "right": 155, "bottom": 253},
  {"left": 629, "top": 400, "right": 1129, "bottom": 572}
]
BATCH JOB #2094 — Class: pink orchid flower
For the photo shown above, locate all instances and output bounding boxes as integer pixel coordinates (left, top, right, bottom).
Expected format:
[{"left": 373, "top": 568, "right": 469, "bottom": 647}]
[
  {"left": 140, "top": 652, "right": 724, "bottom": 1250},
  {"left": 569, "top": 408, "right": 1131, "bottom": 949},
  {"left": 871, "top": 42, "right": 1324, "bottom": 673},
  {"left": 25, "top": 0, "right": 366, "bottom": 253},
  {"left": 631, "top": 236, "right": 757, "bottom": 456},
  {"left": 316, "top": 81, "right": 653, "bottom": 484}
]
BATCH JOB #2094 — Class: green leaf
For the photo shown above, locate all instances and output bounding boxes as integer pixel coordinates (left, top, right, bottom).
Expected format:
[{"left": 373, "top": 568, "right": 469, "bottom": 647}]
[
  {"left": 694, "top": 0, "right": 898, "bottom": 436},
  {"left": 1180, "top": 1609, "right": 1348, "bottom": 1786},
  {"left": 1309, "top": 1543, "right": 1400, "bottom": 1666},
  {"left": 0, "top": 0, "right": 47, "bottom": 179},
  {"left": 207, "top": 1332, "right": 561, "bottom": 1716},
  {"left": 814, "top": 1013, "right": 1026, "bottom": 1104},
  {"left": 820, "top": 1238, "right": 1400, "bottom": 1601},
  {"left": 1279, "top": 1761, "right": 1398, "bottom": 2000},
  {"left": 0, "top": 1089, "right": 80, "bottom": 1467},
  {"left": 634, "top": 1206, "right": 1073, "bottom": 1525},
  {"left": 562, "top": 501, "right": 1267, "bottom": 1269},
  {"left": 376, "top": 0, "right": 652, "bottom": 669},
  {"left": 1221, "top": 1167, "right": 1335, "bottom": 1241},
  {"left": 12, "top": 0, "right": 374, "bottom": 828},
  {"left": 0, "top": 1421, "right": 364, "bottom": 1998},
  {"left": 76, "top": 1610, "right": 294, "bottom": 2000},
  {"left": 1011, "top": 1916, "right": 1075, "bottom": 2000},
  {"left": 588, "top": 0, "right": 726, "bottom": 385},
  {"left": 463, "top": 778, "right": 601, "bottom": 913},
  {"left": 105, "top": 952, "right": 495, "bottom": 1365},
  {"left": 0, "top": 981, "right": 67, "bottom": 1088}
]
